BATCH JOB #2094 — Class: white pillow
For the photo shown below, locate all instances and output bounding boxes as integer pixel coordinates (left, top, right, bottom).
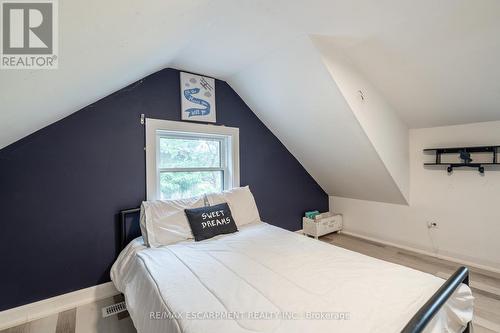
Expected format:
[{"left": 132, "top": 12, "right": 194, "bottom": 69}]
[
  {"left": 206, "top": 186, "right": 261, "bottom": 227},
  {"left": 140, "top": 195, "right": 205, "bottom": 247}
]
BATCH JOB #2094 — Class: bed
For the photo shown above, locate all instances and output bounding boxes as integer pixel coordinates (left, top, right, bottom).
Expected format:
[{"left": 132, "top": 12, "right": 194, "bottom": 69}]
[{"left": 111, "top": 209, "right": 473, "bottom": 333}]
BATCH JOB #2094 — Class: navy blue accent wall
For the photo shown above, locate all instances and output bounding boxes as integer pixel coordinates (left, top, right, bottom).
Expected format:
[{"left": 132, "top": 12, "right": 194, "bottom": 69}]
[{"left": 0, "top": 68, "right": 328, "bottom": 311}]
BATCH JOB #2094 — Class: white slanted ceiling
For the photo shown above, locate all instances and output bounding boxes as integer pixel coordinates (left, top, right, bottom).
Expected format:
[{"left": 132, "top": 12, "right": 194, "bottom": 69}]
[
  {"left": 229, "top": 36, "right": 408, "bottom": 204},
  {"left": 2, "top": 0, "right": 500, "bottom": 204},
  {"left": 313, "top": 37, "right": 410, "bottom": 202}
]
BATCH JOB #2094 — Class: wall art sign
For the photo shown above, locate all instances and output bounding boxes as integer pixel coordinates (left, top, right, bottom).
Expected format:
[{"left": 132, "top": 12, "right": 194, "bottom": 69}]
[{"left": 180, "top": 72, "right": 216, "bottom": 123}]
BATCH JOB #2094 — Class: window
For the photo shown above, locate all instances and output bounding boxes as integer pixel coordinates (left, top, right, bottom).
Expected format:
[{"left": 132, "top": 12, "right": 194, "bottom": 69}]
[
  {"left": 146, "top": 119, "right": 239, "bottom": 200},
  {"left": 157, "top": 134, "right": 226, "bottom": 199}
]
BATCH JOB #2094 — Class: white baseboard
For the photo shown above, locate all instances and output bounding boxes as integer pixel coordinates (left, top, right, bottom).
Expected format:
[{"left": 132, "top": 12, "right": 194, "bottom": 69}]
[
  {"left": 295, "top": 229, "right": 303, "bottom": 234},
  {"left": 341, "top": 230, "right": 500, "bottom": 275},
  {"left": 0, "top": 282, "right": 119, "bottom": 330}
]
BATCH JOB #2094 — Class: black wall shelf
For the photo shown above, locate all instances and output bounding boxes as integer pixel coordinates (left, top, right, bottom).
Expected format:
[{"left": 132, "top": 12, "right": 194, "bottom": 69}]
[{"left": 424, "top": 145, "right": 500, "bottom": 174}]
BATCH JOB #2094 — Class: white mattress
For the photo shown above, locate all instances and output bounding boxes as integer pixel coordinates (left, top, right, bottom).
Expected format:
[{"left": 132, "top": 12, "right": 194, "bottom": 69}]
[{"left": 111, "top": 222, "right": 473, "bottom": 333}]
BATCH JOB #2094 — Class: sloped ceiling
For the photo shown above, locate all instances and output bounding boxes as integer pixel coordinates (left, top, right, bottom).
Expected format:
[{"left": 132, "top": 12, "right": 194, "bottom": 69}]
[
  {"left": 313, "top": 1, "right": 500, "bottom": 128},
  {"left": 1, "top": 0, "right": 499, "bottom": 203},
  {"left": 229, "top": 35, "right": 408, "bottom": 203}
]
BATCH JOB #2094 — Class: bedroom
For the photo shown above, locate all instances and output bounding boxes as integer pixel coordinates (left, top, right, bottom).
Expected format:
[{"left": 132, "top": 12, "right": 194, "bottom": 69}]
[{"left": 0, "top": 0, "right": 499, "bottom": 332}]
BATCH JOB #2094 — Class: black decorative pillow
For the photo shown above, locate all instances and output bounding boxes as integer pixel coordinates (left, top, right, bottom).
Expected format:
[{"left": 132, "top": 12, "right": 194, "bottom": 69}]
[{"left": 184, "top": 203, "right": 238, "bottom": 241}]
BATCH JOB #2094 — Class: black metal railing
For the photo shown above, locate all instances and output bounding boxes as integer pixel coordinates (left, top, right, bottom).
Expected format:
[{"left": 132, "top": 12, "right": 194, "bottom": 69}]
[{"left": 401, "top": 266, "right": 471, "bottom": 333}]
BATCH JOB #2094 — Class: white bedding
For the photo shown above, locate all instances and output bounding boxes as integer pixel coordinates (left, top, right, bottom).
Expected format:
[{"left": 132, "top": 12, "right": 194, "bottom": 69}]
[{"left": 111, "top": 222, "right": 473, "bottom": 333}]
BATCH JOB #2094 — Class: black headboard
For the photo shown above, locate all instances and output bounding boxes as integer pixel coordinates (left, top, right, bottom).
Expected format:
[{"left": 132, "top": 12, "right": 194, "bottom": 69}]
[{"left": 119, "top": 208, "right": 141, "bottom": 250}]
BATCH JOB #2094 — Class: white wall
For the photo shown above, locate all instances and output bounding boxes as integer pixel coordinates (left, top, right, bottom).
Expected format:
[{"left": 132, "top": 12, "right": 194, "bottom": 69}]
[
  {"left": 314, "top": 38, "right": 410, "bottom": 201},
  {"left": 331, "top": 120, "right": 500, "bottom": 271}
]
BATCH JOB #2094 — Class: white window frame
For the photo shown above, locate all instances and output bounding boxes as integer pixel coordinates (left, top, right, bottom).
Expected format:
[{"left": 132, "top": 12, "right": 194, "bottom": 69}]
[{"left": 145, "top": 118, "right": 239, "bottom": 200}]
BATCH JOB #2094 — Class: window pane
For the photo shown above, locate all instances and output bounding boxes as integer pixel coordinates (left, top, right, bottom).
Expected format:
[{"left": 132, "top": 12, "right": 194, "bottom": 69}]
[
  {"left": 159, "top": 137, "right": 221, "bottom": 168},
  {"left": 160, "top": 171, "right": 223, "bottom": 200}
]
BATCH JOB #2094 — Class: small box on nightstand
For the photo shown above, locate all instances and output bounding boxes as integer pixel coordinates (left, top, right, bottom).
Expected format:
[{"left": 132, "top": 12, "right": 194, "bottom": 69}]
[{"left": 303, "top": 212, "right": 343, "bottom": 239}]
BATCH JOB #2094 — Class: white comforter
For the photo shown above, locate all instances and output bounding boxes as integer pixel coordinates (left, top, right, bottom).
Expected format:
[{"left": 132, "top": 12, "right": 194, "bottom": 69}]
[{"left": 111, "top": 222, "right": 473, "bottom": 333}]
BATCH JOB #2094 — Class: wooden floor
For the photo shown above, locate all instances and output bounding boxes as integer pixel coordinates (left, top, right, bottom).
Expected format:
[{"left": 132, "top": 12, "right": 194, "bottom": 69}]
[
  {"left": 3, "top": 232, "right": 499, "bottom": 333},
  {"left": 321, "top": 232, "right": 500, "bottom": 333},
  {"left": 0, "top": 295, "right": 136, "bottom": 333}
]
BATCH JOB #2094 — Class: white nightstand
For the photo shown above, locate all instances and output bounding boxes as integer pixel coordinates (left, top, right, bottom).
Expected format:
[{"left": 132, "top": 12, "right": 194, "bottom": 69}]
[{"left": 303, "top": 213, "right": 343, "bottom": 239}]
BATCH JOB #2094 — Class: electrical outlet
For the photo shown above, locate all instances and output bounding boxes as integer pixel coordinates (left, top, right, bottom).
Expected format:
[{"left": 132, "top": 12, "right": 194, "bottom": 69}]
[{"left": 427, "top": 221, "right": 438, "bottom": 229}]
